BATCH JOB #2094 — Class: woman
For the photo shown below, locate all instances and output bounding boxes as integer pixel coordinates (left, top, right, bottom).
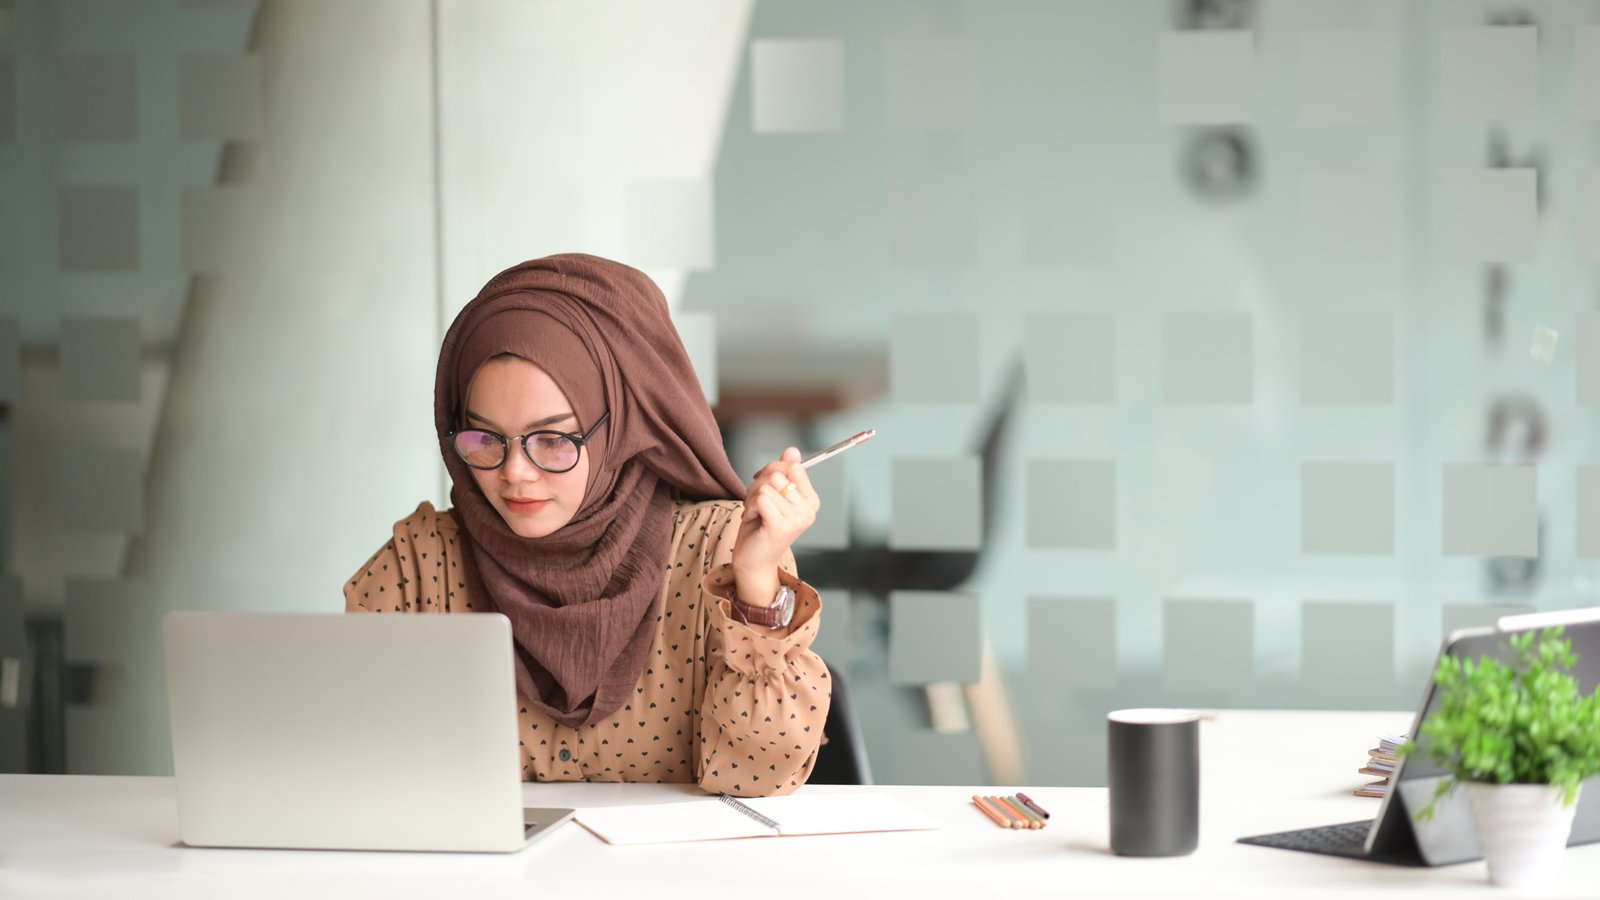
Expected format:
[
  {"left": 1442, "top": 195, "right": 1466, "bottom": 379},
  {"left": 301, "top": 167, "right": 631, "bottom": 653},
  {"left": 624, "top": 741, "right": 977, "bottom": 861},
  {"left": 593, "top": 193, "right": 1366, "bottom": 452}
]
[{"left": 344, "top": 254, "right": 831, "bottom": 797}]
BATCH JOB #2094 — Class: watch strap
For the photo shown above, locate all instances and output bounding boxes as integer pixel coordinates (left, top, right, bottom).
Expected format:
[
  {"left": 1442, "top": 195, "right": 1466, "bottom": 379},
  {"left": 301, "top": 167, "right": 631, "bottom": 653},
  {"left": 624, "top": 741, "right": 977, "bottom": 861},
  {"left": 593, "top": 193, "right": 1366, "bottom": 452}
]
[{"left": 732, "top": 584, "right": 796, "bottom": 629}]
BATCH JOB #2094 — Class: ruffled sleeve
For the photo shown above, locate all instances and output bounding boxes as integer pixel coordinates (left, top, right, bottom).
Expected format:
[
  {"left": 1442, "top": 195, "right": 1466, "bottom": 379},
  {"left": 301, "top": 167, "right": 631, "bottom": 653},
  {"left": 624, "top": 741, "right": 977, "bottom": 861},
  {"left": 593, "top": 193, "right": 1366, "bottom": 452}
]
[{"left": 679, "top": 502, "right": 831, "bottom": 797}]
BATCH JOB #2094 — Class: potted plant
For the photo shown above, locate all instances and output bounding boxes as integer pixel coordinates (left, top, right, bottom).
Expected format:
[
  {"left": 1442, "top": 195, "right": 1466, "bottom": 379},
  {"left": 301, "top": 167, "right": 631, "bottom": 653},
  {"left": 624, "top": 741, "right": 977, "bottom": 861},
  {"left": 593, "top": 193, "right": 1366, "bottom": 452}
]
[{"left": 1401, "top": 626, "right": 1600, "bottom": 889}]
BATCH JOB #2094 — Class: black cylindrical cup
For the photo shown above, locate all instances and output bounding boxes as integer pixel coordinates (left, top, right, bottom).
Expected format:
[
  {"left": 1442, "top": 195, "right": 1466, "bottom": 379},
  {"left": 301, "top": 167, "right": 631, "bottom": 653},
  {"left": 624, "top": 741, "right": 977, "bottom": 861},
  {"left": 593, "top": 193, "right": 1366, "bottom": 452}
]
[{"left": 1107, "top": 708, "right": 1200, "bottom": 857}]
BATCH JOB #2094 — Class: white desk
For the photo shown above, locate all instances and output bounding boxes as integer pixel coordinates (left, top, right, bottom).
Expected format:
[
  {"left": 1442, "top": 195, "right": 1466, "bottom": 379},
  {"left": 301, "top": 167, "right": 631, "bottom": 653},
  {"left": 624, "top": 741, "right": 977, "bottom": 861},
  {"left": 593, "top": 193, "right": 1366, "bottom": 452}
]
[{"left": 4, "top": 711, "right": 1597, "bottom": 899}]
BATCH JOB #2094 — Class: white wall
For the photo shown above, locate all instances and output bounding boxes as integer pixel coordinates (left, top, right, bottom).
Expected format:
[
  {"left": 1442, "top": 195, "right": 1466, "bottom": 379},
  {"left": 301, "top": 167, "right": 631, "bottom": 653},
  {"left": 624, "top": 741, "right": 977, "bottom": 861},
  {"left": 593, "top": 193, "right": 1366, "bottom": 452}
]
[
  {"left": 436, "top": 0, "right": 753, "bottom": 320},
  {"left": 68, "top": 0, "right": 441, "bottom": 774},
  {"left": 51, "top": 0, "right": 757, "bottom": 775}
]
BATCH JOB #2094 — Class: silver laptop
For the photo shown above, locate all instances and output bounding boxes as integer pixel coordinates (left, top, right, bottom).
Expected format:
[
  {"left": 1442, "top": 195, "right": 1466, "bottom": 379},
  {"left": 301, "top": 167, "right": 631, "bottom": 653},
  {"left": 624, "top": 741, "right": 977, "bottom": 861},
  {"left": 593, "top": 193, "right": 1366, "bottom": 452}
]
[
  {"left": 164, "top": 611, "right": 572, "bottom": 853},
  {"left": 1240, "top": 606, "right": 1600, "bottom": 865}
]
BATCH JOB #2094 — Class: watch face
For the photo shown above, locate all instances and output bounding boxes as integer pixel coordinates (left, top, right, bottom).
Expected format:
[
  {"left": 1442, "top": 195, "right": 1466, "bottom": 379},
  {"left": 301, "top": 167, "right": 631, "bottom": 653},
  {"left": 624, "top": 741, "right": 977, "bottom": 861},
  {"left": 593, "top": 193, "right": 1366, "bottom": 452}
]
[{"left": 776, "top": 588, "right": 796, "bottom": 627}]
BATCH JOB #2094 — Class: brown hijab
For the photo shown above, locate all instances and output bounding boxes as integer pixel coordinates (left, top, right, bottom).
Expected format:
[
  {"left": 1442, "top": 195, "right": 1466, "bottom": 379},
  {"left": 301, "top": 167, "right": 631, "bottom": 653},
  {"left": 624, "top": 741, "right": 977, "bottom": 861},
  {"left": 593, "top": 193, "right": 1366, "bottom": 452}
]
[{"left": 435, "top": 254, "right": 745, "bottom": 728}]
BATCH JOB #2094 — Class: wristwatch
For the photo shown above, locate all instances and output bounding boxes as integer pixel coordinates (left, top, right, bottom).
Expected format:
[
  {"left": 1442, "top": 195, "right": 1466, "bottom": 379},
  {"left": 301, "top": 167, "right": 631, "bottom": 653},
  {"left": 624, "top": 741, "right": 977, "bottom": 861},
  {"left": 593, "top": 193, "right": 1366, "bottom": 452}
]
[{"left": 733, "top": 584, "right": 797, "bottom": 629}]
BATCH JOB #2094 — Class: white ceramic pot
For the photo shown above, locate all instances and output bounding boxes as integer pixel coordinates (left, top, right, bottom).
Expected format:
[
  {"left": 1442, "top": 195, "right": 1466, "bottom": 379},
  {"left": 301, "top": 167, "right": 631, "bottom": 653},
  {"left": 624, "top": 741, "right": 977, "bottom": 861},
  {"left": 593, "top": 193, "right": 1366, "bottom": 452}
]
[{"left": 1466, "top": 782, "right": 1582, "bottom": 890}]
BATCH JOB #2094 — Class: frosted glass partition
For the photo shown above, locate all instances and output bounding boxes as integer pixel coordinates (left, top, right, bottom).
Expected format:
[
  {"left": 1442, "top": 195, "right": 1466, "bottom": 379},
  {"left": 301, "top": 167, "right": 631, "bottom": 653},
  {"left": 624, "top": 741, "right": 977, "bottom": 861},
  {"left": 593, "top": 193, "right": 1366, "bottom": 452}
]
[
  {"left": 56, "top": 187, "right": 139, "bottom": 272},
  {"left": 55, "top": 55, "right": 138, "bottom": 141},
  {"left": 178, "top": 55, "right": 262, "bottom": 141},
  {"left": 660, "top": 0, "right": 1600, "bottom": 785},
  {"left": 7, "top": 1, "right": 1600, "bottom": 788}
]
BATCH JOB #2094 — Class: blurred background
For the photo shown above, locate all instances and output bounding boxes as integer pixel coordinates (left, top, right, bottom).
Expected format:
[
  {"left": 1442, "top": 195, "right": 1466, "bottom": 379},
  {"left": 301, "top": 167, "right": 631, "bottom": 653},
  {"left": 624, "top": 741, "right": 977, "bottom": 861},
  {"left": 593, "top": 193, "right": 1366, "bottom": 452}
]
[{"left": 3, "top": 0, "right": 1600, "bottom": 786}]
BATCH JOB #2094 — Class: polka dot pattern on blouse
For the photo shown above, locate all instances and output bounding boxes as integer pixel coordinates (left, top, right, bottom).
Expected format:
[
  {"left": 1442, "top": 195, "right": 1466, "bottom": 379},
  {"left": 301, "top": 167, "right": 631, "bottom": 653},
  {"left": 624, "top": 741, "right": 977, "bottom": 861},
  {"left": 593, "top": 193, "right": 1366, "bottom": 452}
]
[{"left": 344, "top": 499, "right": 831, "bottom": 798}]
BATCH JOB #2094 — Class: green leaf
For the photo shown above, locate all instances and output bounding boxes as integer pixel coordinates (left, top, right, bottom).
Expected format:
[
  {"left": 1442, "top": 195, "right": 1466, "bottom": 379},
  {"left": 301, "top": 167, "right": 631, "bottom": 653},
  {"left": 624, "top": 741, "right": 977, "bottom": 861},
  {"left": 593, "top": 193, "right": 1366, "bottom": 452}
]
[{"left": 1410, "top": 627, "right": 1597, "bottom": 822}]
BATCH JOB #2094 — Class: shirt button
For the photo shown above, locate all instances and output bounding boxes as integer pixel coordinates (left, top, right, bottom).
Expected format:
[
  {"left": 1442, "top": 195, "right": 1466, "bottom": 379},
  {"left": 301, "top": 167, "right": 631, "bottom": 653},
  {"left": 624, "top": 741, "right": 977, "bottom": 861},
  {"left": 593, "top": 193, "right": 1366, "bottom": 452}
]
[{"left": 559, "top": 749, "right": 572, "bottom": 762}]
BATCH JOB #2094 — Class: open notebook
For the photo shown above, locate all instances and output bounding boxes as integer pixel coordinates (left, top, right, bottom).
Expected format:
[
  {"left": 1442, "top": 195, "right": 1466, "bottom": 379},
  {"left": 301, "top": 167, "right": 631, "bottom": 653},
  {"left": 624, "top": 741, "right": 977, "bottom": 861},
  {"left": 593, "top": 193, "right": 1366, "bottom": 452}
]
[{"left": 576, "top": 793, "right": 943, "bottom": 845}]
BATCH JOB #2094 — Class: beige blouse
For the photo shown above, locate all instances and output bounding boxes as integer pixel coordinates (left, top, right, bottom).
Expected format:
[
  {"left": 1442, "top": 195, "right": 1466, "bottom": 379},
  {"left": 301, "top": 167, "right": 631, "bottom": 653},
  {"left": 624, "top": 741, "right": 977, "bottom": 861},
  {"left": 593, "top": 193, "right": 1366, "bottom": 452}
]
[{"left": 343, "top": 499, "right": 830, "bottom": 797}]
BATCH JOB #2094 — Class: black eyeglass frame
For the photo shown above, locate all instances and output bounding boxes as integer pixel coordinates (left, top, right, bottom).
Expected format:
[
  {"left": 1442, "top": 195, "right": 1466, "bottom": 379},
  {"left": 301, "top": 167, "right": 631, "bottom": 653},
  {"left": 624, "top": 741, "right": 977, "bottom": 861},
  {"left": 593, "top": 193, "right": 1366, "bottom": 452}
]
[{"left": 449, "top": 410, "right": 610, "bottom": 473}]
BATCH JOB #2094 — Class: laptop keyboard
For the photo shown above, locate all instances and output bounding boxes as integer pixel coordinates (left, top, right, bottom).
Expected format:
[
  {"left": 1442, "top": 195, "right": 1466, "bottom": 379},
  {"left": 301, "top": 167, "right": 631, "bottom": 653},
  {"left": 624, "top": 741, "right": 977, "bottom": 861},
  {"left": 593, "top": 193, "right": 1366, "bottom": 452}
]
[{"left": 1238, "top": 820, "right": 1374, "bottom": 860}]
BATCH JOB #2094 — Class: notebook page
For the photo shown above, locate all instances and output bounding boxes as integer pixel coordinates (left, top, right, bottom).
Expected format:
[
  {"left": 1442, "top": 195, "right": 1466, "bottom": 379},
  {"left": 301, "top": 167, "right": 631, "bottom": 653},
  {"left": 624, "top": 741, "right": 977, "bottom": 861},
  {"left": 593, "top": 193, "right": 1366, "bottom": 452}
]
[
  {"left": 575, "top": 800, "right": 770, "bottom": 845},
  {"left": 740, "top": 793, "right": 943, "bottom": 836}
]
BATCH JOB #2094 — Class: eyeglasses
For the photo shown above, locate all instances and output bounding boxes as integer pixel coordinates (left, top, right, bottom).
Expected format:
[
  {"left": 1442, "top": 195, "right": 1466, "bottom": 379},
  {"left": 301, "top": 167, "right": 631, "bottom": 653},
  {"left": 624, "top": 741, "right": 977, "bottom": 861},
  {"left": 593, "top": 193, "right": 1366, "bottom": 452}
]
[{"left": 449, "top": 410, "right": 609, "bottom": 473}]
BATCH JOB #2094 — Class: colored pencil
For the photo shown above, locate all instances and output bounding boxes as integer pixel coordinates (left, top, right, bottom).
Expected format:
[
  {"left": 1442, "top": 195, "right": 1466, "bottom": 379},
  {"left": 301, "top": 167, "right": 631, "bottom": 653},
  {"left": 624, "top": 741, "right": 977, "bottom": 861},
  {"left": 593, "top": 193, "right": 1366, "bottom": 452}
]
[
  {"left": 1011, "top": 795, "right": 1048, "bottom": 829},
  {"left": 971, "top": 795, "right": 1009, "bottom": 828},
  {"left": 997, "top": 795, "right": 1043, "bottom": 829},
  {"left": 1015, "top": 792, "right": 1051, "bottom": 820},
  {"left": 978, "top": 794, "right": 1023, "bottom": 828},
  {"left": 986, "top": 795, "right": 1028, "bottom": 828},
  {"left": 974, "top": 795, "right": 1016, "bottom": 828}
]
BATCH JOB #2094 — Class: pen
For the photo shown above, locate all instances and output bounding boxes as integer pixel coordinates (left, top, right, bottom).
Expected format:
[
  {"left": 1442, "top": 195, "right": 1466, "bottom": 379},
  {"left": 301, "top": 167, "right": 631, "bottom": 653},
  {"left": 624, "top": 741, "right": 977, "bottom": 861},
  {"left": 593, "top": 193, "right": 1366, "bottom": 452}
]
[
  {"left": 800, "top": 429, "right": 875, "bottom": 469},
  {"left": 996, "top": 796, "right": 1043, "bottom": 829},
  {"left": 1015, "top": 792, "right": 1051, "bottom": 820}
]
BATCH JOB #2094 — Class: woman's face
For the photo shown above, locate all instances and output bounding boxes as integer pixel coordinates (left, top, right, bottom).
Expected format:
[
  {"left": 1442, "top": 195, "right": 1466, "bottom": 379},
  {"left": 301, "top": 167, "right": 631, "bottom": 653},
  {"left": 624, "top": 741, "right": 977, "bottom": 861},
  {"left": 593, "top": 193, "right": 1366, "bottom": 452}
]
[{"left": 462, "top": 357, "right": 592, "bottom": 538}]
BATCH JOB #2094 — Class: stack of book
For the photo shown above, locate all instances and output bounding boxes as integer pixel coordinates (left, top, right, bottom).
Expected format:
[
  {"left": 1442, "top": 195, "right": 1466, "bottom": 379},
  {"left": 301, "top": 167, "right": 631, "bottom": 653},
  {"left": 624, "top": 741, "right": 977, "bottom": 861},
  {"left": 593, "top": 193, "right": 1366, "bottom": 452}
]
[{"left": 1354, "top": 732, "right": 1404, "bottom": 798}]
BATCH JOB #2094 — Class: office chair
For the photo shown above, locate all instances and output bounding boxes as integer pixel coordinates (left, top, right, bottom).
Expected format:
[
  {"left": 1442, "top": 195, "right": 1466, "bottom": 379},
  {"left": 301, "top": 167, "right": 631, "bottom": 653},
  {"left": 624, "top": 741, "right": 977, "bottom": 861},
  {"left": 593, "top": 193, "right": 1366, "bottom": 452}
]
[{"left": 806, "top": 658, "right": 873, "bottom": 785}]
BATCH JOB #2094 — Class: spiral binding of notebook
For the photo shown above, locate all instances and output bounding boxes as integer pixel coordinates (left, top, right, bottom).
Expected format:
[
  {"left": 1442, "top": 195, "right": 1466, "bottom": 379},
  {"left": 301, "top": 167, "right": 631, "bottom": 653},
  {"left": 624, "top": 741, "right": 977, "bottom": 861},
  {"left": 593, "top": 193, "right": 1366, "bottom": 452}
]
[{"left": 718, "top": 794, "right": 781, "bottom": 831}]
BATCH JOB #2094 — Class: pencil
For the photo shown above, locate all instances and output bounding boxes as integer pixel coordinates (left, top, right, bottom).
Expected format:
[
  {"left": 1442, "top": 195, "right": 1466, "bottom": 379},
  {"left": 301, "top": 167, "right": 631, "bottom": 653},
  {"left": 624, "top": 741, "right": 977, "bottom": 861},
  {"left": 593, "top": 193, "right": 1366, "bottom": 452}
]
[
  {"left": 971, "top": 795, "right": 1009, "bottom": 828},
  {"left": 977, "top": 795, "right": 1022, "bottom": 829},
  {"left": 1006, "top": 795, "right": 1046, "bottom": 829},
  {"left": 996, "top": 795, "right": 1044, "bottom": 829},
  {"left": 984, "top": 795, "right": 1026, "bottom": 829},
  {"left": 1015, "top": 792, "right": 1051, "bottom": 820}
]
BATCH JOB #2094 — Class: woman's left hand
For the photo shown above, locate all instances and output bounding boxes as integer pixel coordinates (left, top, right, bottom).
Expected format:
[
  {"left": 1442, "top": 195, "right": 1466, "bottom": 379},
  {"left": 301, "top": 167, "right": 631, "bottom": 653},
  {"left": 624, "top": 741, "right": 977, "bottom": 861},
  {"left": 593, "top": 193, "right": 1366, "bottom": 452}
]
[{"left": 732, "top": 447, "right": 820, "bottom": 602}]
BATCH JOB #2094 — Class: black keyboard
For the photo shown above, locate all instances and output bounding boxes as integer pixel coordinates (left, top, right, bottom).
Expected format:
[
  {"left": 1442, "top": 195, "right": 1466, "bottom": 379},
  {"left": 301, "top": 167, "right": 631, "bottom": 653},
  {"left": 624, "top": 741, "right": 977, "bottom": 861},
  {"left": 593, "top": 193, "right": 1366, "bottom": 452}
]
[{"left": 1238, "top": 820, "right": 1374, "bottom": 860}]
